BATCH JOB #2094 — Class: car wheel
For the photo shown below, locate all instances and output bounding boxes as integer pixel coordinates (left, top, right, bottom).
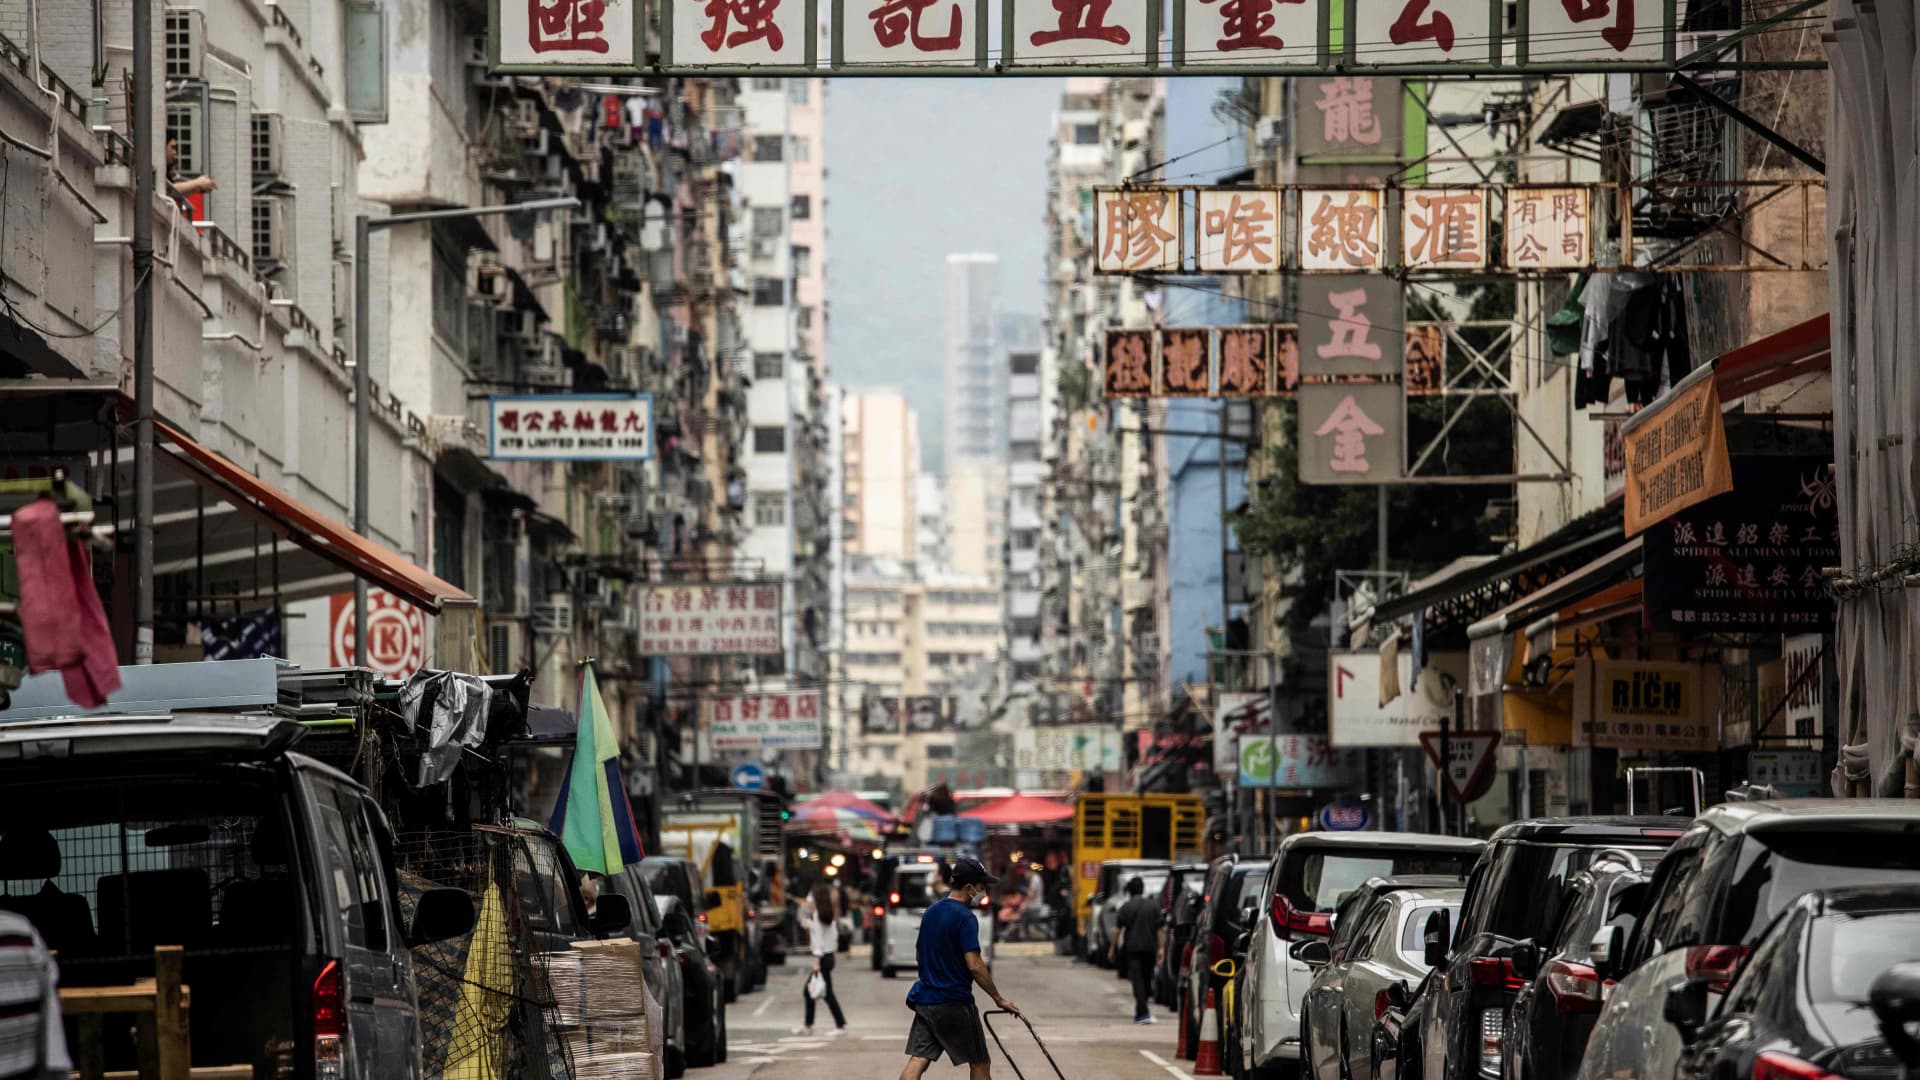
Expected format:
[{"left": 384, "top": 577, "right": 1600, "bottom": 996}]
[
  {"left": 686, "top": 980, "right": 719, "bottom": 1067},
  {"left": 1178, "top": 987, "right": 1191, "bottom": 1058},
  {"left": 715, "top": 997, "right": 728, "bottom": 1063},
  {"left": 665, "top": 1044, "right": 687, "bottom": 1079}
]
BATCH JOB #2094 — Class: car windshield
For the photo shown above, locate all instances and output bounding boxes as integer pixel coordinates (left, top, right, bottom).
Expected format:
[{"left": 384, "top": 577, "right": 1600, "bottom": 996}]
[
  {"left": 1809, "top": 912, "right": 1920, "bottom": 1003},
  {"left": 1469, "top": 844, "right": 1662, "bottom": 944},
  {"left": 1283, "top": 848, "right": 1477, "bottom": 914},
  {"left": 1124, "top": 873, "right": 1168, "bottom": 901},
  {"left": 896, "top": 869, "right": 938, "bottom": 908},
  {"left": 641, "top": 860, "right": 694, "bottom": 910},
  {"left": 1209, "top": 863, "right": 1269, "bottom": 929},
  {"left": 1720, "top": 832, "right": 1920, "bottom": 945}
]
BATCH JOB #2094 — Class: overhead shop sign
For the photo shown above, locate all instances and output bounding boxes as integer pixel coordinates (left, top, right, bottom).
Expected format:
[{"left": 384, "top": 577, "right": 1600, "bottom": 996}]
[
  {"left": 1096, "top": 185, "right": 1600, "bottom": 275},
  {"left": 1580, "top": 659, "right": 1717, "bottom": 753},
  {"left": 1014, "top": 726, "right": 1124, "bottom": 774},
  {"left": 489, "top": 395, "right": 653, "bottom": 461},
  {"left": 1620, "top": 365, "right": 1733, "bottom": 536},
  {"left": 1101, "top": 322, "right": 1443, "bottom": 400},
  {"left": 637, "top": 582, "right": 782, "bottom": 655},
  {"left": 1239, "top": 734, "right": 1362, "bottom": 790},
  {"left": 1328, "top": 651, "right": 1465, "bottom": 747},
  {"left": 709, "top": 691, "right": 823, "bottom": 750},
  {"left": 491, "top": 0, "right": 1685, "bottom": 75}
]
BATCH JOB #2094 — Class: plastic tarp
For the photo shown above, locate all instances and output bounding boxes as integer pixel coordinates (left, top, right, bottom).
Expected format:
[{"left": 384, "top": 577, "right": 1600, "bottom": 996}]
[{"left": 397, "top": 669, "right": 494, "bottom": 787}]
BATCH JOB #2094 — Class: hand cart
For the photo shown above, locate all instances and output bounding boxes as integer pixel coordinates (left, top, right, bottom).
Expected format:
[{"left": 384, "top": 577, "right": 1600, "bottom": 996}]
[{"left": 984, "top": 1010, "right": 1067, "bottom": 1080}]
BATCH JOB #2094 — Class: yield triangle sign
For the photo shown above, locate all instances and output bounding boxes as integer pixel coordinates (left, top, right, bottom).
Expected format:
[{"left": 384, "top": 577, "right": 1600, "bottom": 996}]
[{"left": 1419, "top": 730, "right": 1500, "bottom": 803}]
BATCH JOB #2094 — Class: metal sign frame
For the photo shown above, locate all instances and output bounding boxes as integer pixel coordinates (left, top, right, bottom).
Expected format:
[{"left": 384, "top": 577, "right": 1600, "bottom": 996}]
[{"left": 489, "top": 0, "right": 1827, "bottom": 76}]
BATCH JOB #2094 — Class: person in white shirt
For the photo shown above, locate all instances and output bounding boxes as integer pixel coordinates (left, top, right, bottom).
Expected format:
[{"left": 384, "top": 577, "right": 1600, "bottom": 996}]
[
  {"left": 0, "top": 910, "right": 71, "bottom": 1080},
  {"left": 794, "top": 883, "right": 849, "bottom": 1036}
]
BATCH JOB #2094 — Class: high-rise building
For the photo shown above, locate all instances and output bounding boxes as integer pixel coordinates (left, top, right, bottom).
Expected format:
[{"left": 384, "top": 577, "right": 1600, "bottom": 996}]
[
  {"left": 1005, "top": 346, "right": 1046, "bottom": 681},
  {"left": 842, "top": 390, "right": 920, "bottom": 561},
  {"left": 943, "top": 253, "right": 1006, "bottom": 473}
]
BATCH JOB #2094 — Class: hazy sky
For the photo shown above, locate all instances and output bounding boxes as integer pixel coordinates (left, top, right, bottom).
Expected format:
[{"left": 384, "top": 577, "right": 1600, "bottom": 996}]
[{"left": 825, "top": 79, "right": 1065, "bottom": 472}]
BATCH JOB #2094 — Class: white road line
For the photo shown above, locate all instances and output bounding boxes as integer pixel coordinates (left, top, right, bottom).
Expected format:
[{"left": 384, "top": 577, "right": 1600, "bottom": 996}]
[
  {"left": 1141, "top": 1048, "right": 1197, "bottom": 1080},
  {"left": 753, "top": 994, "right": 776, "bottom": 1017}
]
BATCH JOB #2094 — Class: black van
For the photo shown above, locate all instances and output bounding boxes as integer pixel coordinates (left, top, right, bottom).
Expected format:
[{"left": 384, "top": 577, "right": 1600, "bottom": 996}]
[{"left": 0, "top": 713, "right": 474, "bottom": 1079}]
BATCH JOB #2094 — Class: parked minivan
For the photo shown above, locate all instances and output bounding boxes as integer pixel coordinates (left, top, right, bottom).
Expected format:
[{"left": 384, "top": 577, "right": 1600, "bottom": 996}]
[{"left": 0, "top": 713, "right": 475, "bottom": 1080}]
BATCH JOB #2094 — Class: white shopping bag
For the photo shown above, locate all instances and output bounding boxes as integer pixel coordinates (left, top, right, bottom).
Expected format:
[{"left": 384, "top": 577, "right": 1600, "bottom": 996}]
[{"left": 807, "top": 971, "right": 827, "bottom": 1000}]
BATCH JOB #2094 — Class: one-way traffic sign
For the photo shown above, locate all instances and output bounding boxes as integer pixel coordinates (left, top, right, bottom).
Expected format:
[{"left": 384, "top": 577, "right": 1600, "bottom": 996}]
[{"left": 1419, "top": 729, "right": 1500, "bottom": 803}]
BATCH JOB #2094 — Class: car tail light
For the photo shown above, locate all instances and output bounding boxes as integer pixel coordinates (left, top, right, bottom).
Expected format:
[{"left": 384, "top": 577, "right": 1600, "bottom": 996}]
[
  {"left": 1374, "top": 990, "right": 1392, "bottom": 1020},
  {"left": 890, "top": 891, "right": 902, "bottom": 905},
  {"left": 1684, "top": 945, "right": 1750, "bottom": 991},
  {"left": 1753, "top": 1052, "right": 1844, "bottom": 1080},
  {"left": 979, "top": 894, "right": 990, "bottom": 908},
  {"left": 873, "top": 904, "right": 885, "bottom": 917},
  {"left": 1544, "top": 959, "right": 1602, "bottom": 1014},
  {"left": 1271, "top": 893, "right": 1332, "bottom": 940},
  {"left": 313, "top": 960, "right": 345, "bottom": 1080},
  {"left": 1477, "top": 1007, "right": 1506, "bottom": 1079},
  {"left": 1208, "top": 932, "right": 1226, "bottom": 965},
  {"left": 1469, "top": 957, "right": 1527, "bottom": 992},
  {"left": 698, "top": 912, "right": 707, "bottom": 923},
  {"left": 657, "top": 941, "right": 673, "bottom": 959}
]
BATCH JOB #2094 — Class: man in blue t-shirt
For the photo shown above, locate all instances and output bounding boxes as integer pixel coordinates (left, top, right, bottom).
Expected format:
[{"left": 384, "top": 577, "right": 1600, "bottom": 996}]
[{"left": 900, "top": 858, "right": 1020, "bottom": 1080}]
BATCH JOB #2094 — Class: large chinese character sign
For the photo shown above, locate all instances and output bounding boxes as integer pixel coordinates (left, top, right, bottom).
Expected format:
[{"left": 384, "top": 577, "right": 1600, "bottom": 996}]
[
  {"left": 670, "top": 0, "right": 811, "bottom": 65},
  {"left": 1009, "top": 0, "right": 1151, "bottom": 65},
  {"left": 1196, "top": 188, "right": 1283, "bottom": 272},
  {"left": 1095, "top": 188, "right": 1182, "bottom": 273},
  {"left": 638, "top": 583, "right": 784, "bottom": 655},
  {"left": 1349, "top": 0, "right": 1496, "bottom": 66},
  {"left": 1177, "top": 0, "right": 1322, "bottom": 68},
  {"left": 495, "top": 0, "right": 644, "bottom": 71},
  {"left": 1299, "top": 383, "right": 1403, "bottom": 484},
  {"left": 490, "top": 395, "right": 654, "bottom": 461},
  {"left": 1298, "top": 276, "right": 1403, "bottom": 377},
  {"left": 838, "top": 0, "right": 980, "bottom": 66},
  {"left": 1524, "top": 0, "right": 1667, "bottom": 63}
]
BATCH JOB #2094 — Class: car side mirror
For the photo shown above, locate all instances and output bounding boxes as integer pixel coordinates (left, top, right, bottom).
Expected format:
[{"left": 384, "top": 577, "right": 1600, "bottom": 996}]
[
  {"left": 1422, "top": 909, "right": 1451, "bottom": 968},
  {"left": 1590, "top": 924, "right": 1626, "bottom": 980},
  {"left": 1291, "top": 939, "right": 1332, "bottom": 967},
  {"left": 590, "top": 892, "right": 633, "bottom": 936},
  {"left": 1663, "top": 982, "right": 1708, "bottom": 1042},
  {"left": 1509, "top": 941, "right": 1542, "bottom": 981},
  {"left": 407, "top": 887, "right": 476, "bottom": 947},
  {"left": 1234, "top": 929, "right": 1254, "bottom": 954},
  {"left": 704, "top": 889, "right": 725, "bottom": 911},
  {"left": 1870, "top": 962, "right": 1920, "bottom": 1068}
]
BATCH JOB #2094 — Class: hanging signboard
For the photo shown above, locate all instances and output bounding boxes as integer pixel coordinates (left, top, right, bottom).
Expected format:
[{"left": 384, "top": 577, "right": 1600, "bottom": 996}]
[
  {"left": 709, "top": 691, "right": 825, "bottom": 750},
  {"left": 1239, "top": 733, "right": 1362, "bottom": 789},
  {"left": 497, "top": 0, "right": 1695, "bottom": 75},
  {"left": 1642, "top": 456, "right": 1840, "bottom": 631},
  {"left": 489, "top": 395, "right": 654, "bottom": 461},
  {"left": 1621, "top": 365, "right": 1735, "bottom": 536},
  {"left": 1586, "top": 659, "right": 1717, "bottom": 752},
  {"left": 1213, "top": 691, "right": 1269, "bottom": 777},
  {"left": 1299, "top": 383, "right": 1403, "bottom": 485},
  {"left": 1156, "top": 328, "right": 1212, "bottom": 397},
  {"left": 1782, "top": 632, "right": 1825, "bottom": 738},
  {"left": 1095, "top": 189, "right": 1182, "bottom": 274},
  {"left": 637, "top": 582, "right": 783, "bottom": 655},
  {"left": 1295, "top": 77, "right": 1405, "bottom": 158},
  {"left": 1014, "top": 726, "right": 1124, "bottom": 773},
  {"left": 1328, "top": 651, "right": 1464, "bottom": 746},
  {"left": 1103, "top": 329, "right": 1155, "bottom": 398},
  {"left": 1196, "top": 189, "right": 1285, "bottom": 273},
  {"left": 864, "top": 696, "right": 902, "bottom": 736},
  {"left": 1299, "top": 276, "right": 1404, "bottom": 378},
  {"left": 904, "top": 695, "right": 950, "bottom": 733},
  {"left": 1405, "top": 322, "right": 1445, "bottom": 394},
  {"left": 325, "top": 588, "right": 426, "bottom": 679}
]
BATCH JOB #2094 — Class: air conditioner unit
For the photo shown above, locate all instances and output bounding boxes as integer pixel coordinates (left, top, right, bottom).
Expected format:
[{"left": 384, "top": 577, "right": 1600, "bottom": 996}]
[
  {"left": 1255, "top": 115, "right": 1287, "bottom": 148},
  {"left": 468, "top": 259, "right": 508, "bottom": 306},
  {"left": 251, "top": 197, "right": 287, "bottom": 273},
  {"left": 251, "top": 112, "right": 284, "bottom": 184},
  {"left": 532, "top": 600, "right": 574, "bottom": 636},
  {"left": 164, "top": 9, "right": 205, "bottom": 82}
]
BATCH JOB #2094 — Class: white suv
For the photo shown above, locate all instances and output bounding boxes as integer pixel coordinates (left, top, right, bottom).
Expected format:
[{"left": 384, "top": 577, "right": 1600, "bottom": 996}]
[{"left": 1239, "top": 832, "right": 1482, "bottom": 1080}]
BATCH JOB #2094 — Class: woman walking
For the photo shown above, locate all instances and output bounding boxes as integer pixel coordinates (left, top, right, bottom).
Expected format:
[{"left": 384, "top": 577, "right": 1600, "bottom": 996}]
[{"left": 795, "top": 883, "right": 849, "bottom": 1036}]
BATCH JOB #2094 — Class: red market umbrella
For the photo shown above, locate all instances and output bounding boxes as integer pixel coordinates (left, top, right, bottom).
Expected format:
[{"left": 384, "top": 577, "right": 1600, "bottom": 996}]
[
  {"left": 959, "top": 794, "right": 1075, "bottom": 825},
  {"left": 803, "top": 790, "right": 897, "bottom": 824}
]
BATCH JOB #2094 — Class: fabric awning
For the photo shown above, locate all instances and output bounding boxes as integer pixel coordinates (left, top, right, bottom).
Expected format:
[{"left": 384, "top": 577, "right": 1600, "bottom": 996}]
[
  {"left": 1467, "top": 538, "right": 1644, "bottom": 641},
  {"left": 154, "top": 418, "right": 474, "bottom": 613},
  {"left": 959, "top": 793, "right": 1075, "bottom": 825}
]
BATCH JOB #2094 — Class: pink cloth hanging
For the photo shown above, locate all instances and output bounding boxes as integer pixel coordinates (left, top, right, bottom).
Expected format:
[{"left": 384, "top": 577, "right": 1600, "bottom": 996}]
[{"left": 12, "top": 498, "right": 121, "bottom": 708}]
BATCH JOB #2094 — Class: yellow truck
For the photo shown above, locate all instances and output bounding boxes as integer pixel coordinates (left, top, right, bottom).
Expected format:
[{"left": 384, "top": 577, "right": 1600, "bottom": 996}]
[
  {"left": 659, "top": 790, "right": 786, "bottom": 1000},
  {"left": 1072, "top": 793, "right": 1206, "bottom": 942}
]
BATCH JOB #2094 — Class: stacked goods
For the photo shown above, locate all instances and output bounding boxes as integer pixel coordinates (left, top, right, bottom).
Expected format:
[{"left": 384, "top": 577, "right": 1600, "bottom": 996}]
[{"left": 550, "top": 938, "right": 662, "bottom": 1080}]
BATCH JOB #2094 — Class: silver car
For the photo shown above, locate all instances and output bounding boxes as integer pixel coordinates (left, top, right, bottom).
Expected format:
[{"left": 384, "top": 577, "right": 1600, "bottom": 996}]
[
  {"left": 1088, "top": 859, "right": 1172, "bottom": 966},
  {"left": 1298, "top": 879, "right": 1463, "bottom": 1080}
]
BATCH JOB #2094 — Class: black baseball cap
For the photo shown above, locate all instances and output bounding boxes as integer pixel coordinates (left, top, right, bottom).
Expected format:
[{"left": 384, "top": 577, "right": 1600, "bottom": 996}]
[{"left": 947, "top": 857, "right": 999, "bottom": 887}]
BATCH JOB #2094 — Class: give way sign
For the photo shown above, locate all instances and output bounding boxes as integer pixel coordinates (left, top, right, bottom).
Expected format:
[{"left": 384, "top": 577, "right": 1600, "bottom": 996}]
[{"left": 1419, "top": 730, "right": 1500, "bottom": 803}]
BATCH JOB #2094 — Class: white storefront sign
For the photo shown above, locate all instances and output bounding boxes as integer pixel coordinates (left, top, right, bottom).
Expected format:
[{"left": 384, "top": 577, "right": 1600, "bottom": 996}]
[
  {"left": 1329, "top": 650, "right": 1465, "bottom": 746},
  {"left": 1014, "top": 726, "right": 1123, "bottom": 773},
  {"left": 489, "top": 395, "right": 653, "bottom": 461},
  {"left": 709, "top": 691, "right": 824, "bottom": 750},
  {"left": 637, "top": 583, "right": 783, "bottom": 656}
]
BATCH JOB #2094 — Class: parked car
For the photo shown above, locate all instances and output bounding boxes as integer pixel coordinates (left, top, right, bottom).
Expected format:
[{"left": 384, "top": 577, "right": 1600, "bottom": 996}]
[
  {"left": 603, "top": 864, "right": 689, "bottom": 1076},
  {"left": 1089, "top": 859, "right": 1172, "bottom": 968},
  {"left": 1299, "top": 877, "right": 1465, "bottom": 1080},
  {"left": 1672, "top": 885, "right": 1920, "bottom": 1080},
  {"left": 1578, "top": 801, "right": 1920, "bottom": 1080},
  {"left": 1179, "top": 856, "right": 1270, "bottom": 1059},
  {"left": 873, "top": 855, "right": 995, "bottom": 978},
  {"left": 1502, "top": 850, "right": 1655, "bottom": 1080},
  {"left": 1156, "top": 862, "right": 1211, "bottom": 1008},
  {"left": 504, "top": 818, "right": 634, "bottom": 954},
  {"left": 0, "top": 713, "right": 475, "bottom": 1080},
  {"left": 1240, "top": 832, "right": 1484, "bottom": 1080},
  {"left": 1401, "top": 817, "right": 1679, "bottom": 1080},
  {"left": 641, "top": 856, "right": 730, "bottom": 1068}
]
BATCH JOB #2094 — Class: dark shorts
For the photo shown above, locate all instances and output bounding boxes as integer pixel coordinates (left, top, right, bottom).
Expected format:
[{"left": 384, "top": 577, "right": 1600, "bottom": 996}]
[{"left": 905, "top": 1002, "right": 989, "bottom": 1066}]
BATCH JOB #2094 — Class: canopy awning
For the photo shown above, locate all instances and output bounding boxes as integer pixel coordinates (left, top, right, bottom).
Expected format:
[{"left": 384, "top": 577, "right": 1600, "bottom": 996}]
[
  {"left": 153, "top": 418, "right": 474, "bottom": 613},
  {"left": 959, "top": 794, "right": 1075, "bottom": 825},
  {"left": 1468, "top": 538, "right": 1644, "bottom": 641},
  {"left": 1716, "top": 312, "right": 1830, "bottom": 403},
  {"left": 1371, "top": 516, "right": 1623, "bottom": 638}
]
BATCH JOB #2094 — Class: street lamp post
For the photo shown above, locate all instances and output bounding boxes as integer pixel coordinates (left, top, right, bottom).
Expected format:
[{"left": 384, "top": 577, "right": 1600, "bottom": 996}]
[{"left": 351, "top": 196, "right": 580, "bottom": 666}]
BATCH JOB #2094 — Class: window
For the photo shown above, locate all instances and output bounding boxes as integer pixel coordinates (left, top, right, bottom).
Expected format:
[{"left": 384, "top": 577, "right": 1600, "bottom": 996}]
[
  {"left": 432, "top": 478, "right": 466, "bottom": 588},
  {"left": 789, "top": 80, "right": 810, "bottom": 104},
  {"left": 754, "top": 352, "right": 785, "bottom": 379},
  {"left": 516, "top": 836, "right": 586, "bottom": 939},
  {"left": 752, "top": 135, "right": 784, "bottom": 161},
  {"left": 752, "top": 277, "right": 785, "bottom": 306},
  {"left": 315, "top": 782, "right": 389, "bottom": 951},
  {"left": 753, "top": 492, "right": 786, "bottom": 526},
  {"left": 752, "top": 206, "right": 783, "bottom": 239},
  {"left": 796, "top": 306, "right": 814, "bottom": 330},
  {"left": 1012, "top": 351, "right": 1040, "bottom": 375},
  {"left": 1073, "top": 123, "right": 1100, "bottom": 145},
  {"left": 791, "top": 135, "right": 811, "bottom": 162},
  {"left": 430, "top": 233, "right": 467, "bottom": 351},
  {"left": 753, "top": 77, "right": 783, "bottom": 90},
  {"left": 792, "top": 246, "right": 811, "bottom": 278},
  {"left": 753, "top": 426, "right": 786, "bottom": 453},
  {"left": 791, "top": 195, "right": 812, "bottom": 220},
  {"left": 926, "top": 744, "right": 956, "bottom": 761}
]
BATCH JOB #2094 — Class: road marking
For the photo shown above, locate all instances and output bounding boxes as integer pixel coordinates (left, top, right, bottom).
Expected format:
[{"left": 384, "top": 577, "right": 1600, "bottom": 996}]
[
  {"left": 1141, "top": 1048, "right": 1197, "bottom": 1080},
  {"left": 753, "top": 994, "right": 778, "bottom": 1017}
]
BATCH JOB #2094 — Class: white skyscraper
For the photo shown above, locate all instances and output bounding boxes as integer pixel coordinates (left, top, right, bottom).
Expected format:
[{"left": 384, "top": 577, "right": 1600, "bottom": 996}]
[{"left": 943, "top": 253, "right": 1007, "bottom": 473}]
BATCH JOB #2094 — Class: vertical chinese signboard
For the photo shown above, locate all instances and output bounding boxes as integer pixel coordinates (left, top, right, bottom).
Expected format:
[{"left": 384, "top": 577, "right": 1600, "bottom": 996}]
[
  {"left": 1095, "top": 189, "right": 1182, "bottom": 273},
  {"left": 1299, "top": 276, "right": 1403, "bottom": 378},
  {"left": 494, "top": 0, "right": 647, "bottom": 72},
  {"left": 1295, "top": 77, "right": 1404, "bottom": 160},
  {"left": 637, "top": 583, "right": 783, "bottom": 655},
  {"left": 709, "top": 691, "right": 824, "bottom": 750},
  {"left": 1299, "top": 383, "right": 1402, "bottom": 484},
  {"left": 1157, "top": 328, "right": 1211, "bottom": 396},
  {"left": 1104, "top": 329, "right": 1154, "bottom": 398}
]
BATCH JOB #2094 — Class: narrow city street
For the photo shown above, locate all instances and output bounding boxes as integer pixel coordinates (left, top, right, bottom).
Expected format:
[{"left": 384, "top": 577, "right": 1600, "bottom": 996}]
[{"left": 714, "top": 945, "right": 1183, "bottom": 1080}]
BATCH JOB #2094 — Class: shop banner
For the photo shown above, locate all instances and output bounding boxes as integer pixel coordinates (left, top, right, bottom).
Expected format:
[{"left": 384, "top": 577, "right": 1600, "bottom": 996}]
[
  {"left": 1588, "top": 659, "right": 1716, "bottom": 752},
  {"left": 1239, "top": 733, "right": 1362, "bottom": 789},
  {"left": 903, "top": 696, "right": 950, "bottom": 733},
  {"left": 1642, "top": 456, "right": 1839, "bottom": 631},
  {"left": 1014, "top": 726, "right": 1123, "bottom": 774},
  {"left": 1329, "top": 651, "right": 1464, "bottom": 746},
  {"left": 708, "top": 691, "right": 823, "bottom": 750},
  {"left": 637, "top": 583, "right": 782, "bottom": 655},
  {"left": 1782, "top": 633, "right": 1826, "bottom": 738},
  {"left": 1620, "top": 367, "right": 1733, "bottom": 536},
  {"left": 864, "top": 696, "right": 902, "bottom": 737},
  {"left": 1213, "top": 692, "right": 1269, "bottom": 777},
  {"left": 489, "top": 395, "right": 653, "bottom": 461}
]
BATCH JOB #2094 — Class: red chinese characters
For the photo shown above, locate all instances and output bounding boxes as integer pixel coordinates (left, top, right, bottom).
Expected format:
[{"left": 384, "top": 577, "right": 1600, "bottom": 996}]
[
  {"left": 528, "top": 0, "right": 610, "bottom": 53},
  {"left": 1157, "top": 329, "right": 1210, "bottom": 395},
  {"left": 1104, "top": 329, "right": 1154, "bottom": 397},
  {"left": 1030, "top": 0, "right": 1130, "bottom": 46},
  {"left": 869, "top": 0, "right": 963, "bottom": 51},
  {"left": 1388, "top": 0, "right": 1452, "bottom": 50},
  {"left": 700, "top": 0, "right": 785, "bottom": 51}
]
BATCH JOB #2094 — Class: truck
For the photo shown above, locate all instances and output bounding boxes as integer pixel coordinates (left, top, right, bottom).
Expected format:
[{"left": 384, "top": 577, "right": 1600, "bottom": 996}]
[
  {"left": 1071, "top": 793, "right": 1206, "bottom": 943},
  {"left": 659, "top": 789, "right": 786, "bottom": 999}
]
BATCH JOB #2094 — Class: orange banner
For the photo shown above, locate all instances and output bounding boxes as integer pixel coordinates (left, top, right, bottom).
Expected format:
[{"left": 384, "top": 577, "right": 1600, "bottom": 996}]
[{"left": 1622, "top": 370, "right": 1733, "bottom": 537}]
